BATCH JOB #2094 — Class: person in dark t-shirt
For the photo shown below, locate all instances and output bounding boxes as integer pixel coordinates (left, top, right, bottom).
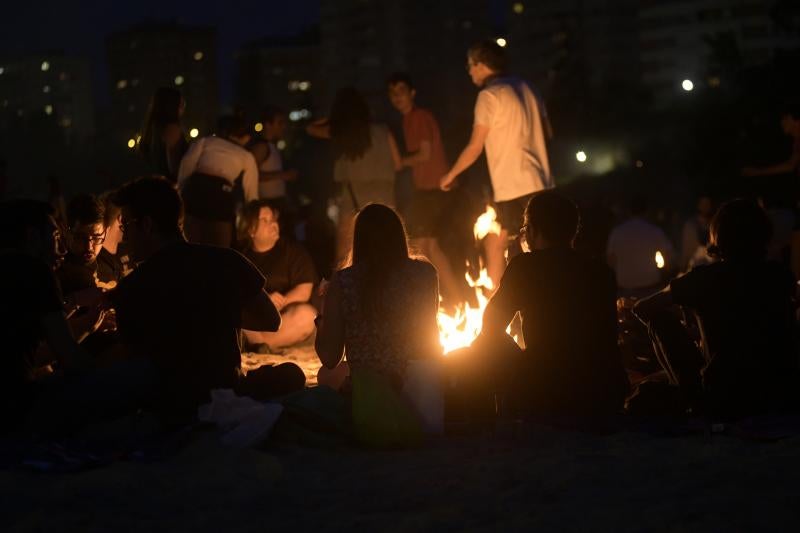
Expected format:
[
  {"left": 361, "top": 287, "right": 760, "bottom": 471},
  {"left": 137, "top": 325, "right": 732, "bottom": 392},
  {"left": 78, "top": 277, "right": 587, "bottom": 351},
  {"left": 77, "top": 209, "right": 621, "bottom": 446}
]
[
  {"left": 479, "top": 191, "right": 630, "bottom": 417},
  {"left": 635, "top": 199, "right": 800, "bottom": 420},
  {"left": 238, "top": 200, "right": 317, "bottom": 351},
  {"left": 109, "top": 178, "right": 304, "bottom": 418}
]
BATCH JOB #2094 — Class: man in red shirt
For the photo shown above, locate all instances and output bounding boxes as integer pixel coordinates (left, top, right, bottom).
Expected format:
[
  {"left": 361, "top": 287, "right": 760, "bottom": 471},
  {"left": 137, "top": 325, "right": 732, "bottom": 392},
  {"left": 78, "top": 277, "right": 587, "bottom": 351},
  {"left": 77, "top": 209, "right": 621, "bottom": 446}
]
[{"left": 387, "top": 72, "right": 461, "bottom": 305}]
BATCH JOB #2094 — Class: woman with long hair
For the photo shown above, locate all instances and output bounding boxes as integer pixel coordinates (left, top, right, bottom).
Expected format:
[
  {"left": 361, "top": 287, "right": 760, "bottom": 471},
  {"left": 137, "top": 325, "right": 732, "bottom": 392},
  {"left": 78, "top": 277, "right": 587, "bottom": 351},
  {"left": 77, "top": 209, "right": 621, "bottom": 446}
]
[
  {"left": 307, "top": 88, "right": 401, "bottom": 262},
  {"left": 315, "top": 204, "right": 441, "bottom": 441},
  {"left": 139, "top": 87, "right": 188, "bottom": 182}
]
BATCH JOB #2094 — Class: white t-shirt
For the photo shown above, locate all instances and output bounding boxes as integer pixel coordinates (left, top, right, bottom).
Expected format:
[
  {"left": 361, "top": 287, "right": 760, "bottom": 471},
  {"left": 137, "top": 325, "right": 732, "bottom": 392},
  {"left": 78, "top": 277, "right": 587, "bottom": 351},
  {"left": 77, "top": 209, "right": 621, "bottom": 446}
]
[
  {"left": 258, "top": 141, "right": 286, "bottom": 199},
  {"left": 474, "top": 77, "right": 553, "bottom": 202},
  {"left": 606, "top": 217, "right": 675, "bottom": 290},
  {"left": 177, "top": 136, "right": 259, "bottom": 202}
]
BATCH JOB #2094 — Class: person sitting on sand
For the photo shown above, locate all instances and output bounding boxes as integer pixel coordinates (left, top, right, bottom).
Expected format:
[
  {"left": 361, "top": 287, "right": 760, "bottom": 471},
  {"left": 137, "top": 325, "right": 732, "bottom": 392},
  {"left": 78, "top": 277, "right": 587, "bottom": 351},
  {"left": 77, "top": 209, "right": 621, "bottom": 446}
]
[
  {"left": 238, "top": 199, "right": 317, "bottom": 353},
  {"left": 108, "top": 177, "right": 305, "bottom": 420},
  {"left": 0, "top": 199, "right": 97, "bottom": 431},
  {"left": 315, "top": 203, "right": 441, "bottom": 391},
  {"left": 478, "top": 190, "right": 630, "bottom": 418},
  {"left": 634, "top": 199, "right": 800, "bottom": 420}
]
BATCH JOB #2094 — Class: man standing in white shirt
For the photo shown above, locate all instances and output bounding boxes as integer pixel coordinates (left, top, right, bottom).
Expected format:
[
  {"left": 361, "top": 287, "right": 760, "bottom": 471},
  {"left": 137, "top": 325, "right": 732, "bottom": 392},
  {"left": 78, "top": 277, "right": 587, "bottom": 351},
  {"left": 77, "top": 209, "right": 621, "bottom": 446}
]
[{"left": 441, "top": 40, "right": 553, "bottom": 288}]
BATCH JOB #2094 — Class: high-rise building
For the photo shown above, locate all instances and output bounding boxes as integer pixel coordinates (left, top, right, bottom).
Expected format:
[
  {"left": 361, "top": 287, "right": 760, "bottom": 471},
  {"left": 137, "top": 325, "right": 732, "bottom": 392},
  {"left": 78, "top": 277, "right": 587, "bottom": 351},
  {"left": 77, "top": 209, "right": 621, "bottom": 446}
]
[
  {"left": 319, "top": 0, "right": 494, "bottom": 127},
  {"left": 105, "top": 21, "right": 218, "bottom": 146},
  {"left": 639, "top": 0, "right": 800, "bottom": 104},
  {"left": 0, "top": 52, "right": 94, "bottom": 147},
  {"left": 507, "top": 0, "right": 642, "bottom": 93},
  {"left": 235, "top": 29, "right": 319, "bottom": 126}
]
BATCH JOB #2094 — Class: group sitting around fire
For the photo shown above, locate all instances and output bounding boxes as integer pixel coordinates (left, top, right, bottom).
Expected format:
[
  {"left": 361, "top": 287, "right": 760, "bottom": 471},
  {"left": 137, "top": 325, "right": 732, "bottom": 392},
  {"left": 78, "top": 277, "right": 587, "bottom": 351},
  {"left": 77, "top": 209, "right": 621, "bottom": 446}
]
[{"left": 3, "top": 174, "right": 800, "bottom": 441}]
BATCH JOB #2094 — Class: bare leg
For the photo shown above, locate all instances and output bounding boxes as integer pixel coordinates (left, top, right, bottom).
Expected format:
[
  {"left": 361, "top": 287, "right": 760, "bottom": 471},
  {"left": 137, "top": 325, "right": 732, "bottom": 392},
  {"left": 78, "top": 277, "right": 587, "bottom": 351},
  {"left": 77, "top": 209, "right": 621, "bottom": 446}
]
[
  {"left": 415, "top": 237, "right": 462, "bottom": 306},
  {"left": 244, "top": 303, "right": 316, "bottom": 350},
  {"left": 317, "top": 361, "right": 350, "bottom": 391},
  {"left": 483, "top": 230, "right": 509, "bottom": 293}
]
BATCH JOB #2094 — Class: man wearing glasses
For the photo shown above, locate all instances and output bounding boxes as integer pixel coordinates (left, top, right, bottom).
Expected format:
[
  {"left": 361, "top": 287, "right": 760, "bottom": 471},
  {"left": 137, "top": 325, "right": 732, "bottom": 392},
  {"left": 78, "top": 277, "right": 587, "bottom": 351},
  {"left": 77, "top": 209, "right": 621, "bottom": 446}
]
[
  {"left": 441, "top": 40, "right": 553, "bottom": 290},
  {"left": 57, "top": 194, "right": 107, "bottom": 296}
]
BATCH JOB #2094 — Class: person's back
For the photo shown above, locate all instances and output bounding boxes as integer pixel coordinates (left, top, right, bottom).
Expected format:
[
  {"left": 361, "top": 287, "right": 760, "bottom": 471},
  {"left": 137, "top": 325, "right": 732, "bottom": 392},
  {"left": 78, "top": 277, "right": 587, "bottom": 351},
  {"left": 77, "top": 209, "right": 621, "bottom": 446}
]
[
  {"left": 495, "top": 249, "right": 628, "bottom": 414},
  {"left": 478, "top": 76, "right": 552, "bottom": 200},
  {"left": 607, "top": 216, "right": 673, "bottom": 291},
  {"left": 334, "top": 124, "right": 395, "bottom": 185},
  {"left": 337, "top": 258, "right": 439, "bottom": 380},
  {"left": 111, "top": 241, "right": 265, "bottom": 411},
  {"left": 670, "top": 259, "right": 797, "bottom": 412}
]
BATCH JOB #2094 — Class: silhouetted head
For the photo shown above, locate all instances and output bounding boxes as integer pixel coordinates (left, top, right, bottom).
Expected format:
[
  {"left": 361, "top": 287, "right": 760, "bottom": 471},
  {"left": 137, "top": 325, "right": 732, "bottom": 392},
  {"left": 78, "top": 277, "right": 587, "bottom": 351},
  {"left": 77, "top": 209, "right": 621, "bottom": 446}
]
[
  {"left": 0, "top": 199, "right": 65, "bottom": 269},
  {"left": 386, "top": 72, "right": 416, "bottom": 115},
  {"left": 260, "top": 106, "right": 287, "bottom": 141},
  {"left": 467, "top": 40, "right": 507, "bottom": 86},
  {"left": 707, "top": 199, "right": 772, "bottom": 261},
  {"left": 217, "top": 115, "right": 251, "bottom": 145},
  {"left": 113, "top": 176, "right": 183, "bottom": 262},
  {"left": 523, "top": 191, "right": 580, "bottom": 250},
  {"left": 330, "top": 87, "right": 372, "bottom": 160}
]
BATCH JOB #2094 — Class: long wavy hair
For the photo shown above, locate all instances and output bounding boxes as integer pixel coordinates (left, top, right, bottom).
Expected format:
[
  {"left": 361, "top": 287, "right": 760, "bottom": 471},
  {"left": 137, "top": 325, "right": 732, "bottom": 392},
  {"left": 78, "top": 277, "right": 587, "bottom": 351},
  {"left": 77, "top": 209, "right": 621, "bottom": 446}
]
[
  {"left": 349, "top": 204, "right": 410, "bottom": 322},
  {"left": 329, "top": 87, "right": 372, "bottom": 160},
  {"left": 139, "top": 87, "right": 183, "bottom": 152}
]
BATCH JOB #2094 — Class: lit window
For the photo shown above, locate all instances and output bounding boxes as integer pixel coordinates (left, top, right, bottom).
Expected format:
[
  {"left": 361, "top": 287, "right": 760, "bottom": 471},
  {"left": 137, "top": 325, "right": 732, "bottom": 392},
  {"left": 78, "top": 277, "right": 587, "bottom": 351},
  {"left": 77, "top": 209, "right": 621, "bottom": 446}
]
[
  {"left": 496, "top": 37, "right": 507, "bottom": 47},
  {"left": 61, "top": 117, "right": 72, "bottom": 127},
  {"left": 298, "top": 81, "right": 311, "bottom": 91},
  {"left": 189, "top": 128, "right": 199, "bottom": 138},
  {"left": 116, "top": 79, "right": 128, "bottom": 90},
  {"left": 42, "top": 85, "right": 51, "bottom": 93},
  {"left": 289, "top": 110, "right": 302, "bottom": 121},
  {"left": 277, "top": 140, "right": 287, "bottom": 150},
  {"left": 635, "top": 160, "right": 644, "bottom": 168},
  {"left": 513, "top": 2, "right": 524, "bottom": 14},
  {"left": 254, "top": 122, "right": 264, "bottom": 132},
  {"left": 127, "top": 138, "right": 136, "bottom": 149},
  {"left": 174, "top": 75, "right": 185, "bottom": 86},
  {"left": 0, "top": 67, "right": 5, "bottom": 75},
  {"left": 576, "top": 150, "right": 587, "bottom": 163},
  {"left": 681, "top": 79, "right": 694, "bottom": 92},
  {"left": 288, "top": 80, "right": 300, "bottom": 91},
  {"left": 44, "top": 105, "right": 53, "bottom": 115},
  {"left": 41, "top": 61, "right": 50, "bottom": 72},
  {"left": 193, "top": 51, "right": 204, "bottom": 61}
]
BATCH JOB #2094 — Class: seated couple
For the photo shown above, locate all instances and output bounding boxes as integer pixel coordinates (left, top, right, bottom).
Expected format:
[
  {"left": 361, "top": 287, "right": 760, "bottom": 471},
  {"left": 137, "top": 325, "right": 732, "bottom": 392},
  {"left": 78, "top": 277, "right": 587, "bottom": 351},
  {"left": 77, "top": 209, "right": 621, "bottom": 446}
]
[
  {"left": 1, "top": 178, "right": 305, "bottom": 436},
  {"left": 314, "top": 193, "right": 631, "bottom": 434}
]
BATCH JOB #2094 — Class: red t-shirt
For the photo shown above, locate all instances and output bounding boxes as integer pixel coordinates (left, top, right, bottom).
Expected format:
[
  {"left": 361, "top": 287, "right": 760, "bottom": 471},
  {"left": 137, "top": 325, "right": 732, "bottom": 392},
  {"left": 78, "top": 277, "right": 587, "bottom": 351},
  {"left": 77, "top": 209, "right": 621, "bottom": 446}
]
[{"left": 402, "top": 107, "right": 449, "bottom": 190}]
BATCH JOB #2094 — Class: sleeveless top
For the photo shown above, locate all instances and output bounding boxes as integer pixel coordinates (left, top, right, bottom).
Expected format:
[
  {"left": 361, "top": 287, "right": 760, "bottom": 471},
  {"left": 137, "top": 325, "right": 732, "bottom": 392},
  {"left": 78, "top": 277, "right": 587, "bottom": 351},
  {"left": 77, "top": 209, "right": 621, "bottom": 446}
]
[
  {"left": 333, "top": 124, "right": 395, "bottom": 184},
  {"left": 336, "top": 259, "right": 441, "bottom": 379}
]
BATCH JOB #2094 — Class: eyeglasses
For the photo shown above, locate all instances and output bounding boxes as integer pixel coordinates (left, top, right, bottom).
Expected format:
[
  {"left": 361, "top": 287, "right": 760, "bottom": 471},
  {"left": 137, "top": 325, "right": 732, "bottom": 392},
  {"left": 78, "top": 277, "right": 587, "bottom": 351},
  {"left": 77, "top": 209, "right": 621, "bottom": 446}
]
[{"left": 69, "top": 227, "right": 107, "bottom": 245}]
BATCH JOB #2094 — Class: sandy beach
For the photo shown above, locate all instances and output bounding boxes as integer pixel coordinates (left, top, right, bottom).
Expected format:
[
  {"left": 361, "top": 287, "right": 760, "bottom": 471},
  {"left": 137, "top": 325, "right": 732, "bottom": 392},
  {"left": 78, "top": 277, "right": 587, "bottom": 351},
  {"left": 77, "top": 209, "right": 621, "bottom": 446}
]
[{"left": 2, "top": 345, "right": 799, "bottom": 531}]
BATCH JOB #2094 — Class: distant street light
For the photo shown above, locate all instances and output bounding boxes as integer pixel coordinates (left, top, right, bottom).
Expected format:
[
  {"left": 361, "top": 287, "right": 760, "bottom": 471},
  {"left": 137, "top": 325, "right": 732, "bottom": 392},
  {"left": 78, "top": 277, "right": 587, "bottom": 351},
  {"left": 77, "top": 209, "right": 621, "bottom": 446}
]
[
  {"left": 681, "top": 79, "right": 694, "bottom": 92},
  {"left": 127, "top": 138, "right": 136, "bottom": 149},
  {"left": 576, "top": 150, "right": 587, "bottom": 163},
  {"left": 189, "top": 128, "right": 199, "bottom": 138},
  {"left": 496, "top": 37, "right": 507, "bottom": 47}
]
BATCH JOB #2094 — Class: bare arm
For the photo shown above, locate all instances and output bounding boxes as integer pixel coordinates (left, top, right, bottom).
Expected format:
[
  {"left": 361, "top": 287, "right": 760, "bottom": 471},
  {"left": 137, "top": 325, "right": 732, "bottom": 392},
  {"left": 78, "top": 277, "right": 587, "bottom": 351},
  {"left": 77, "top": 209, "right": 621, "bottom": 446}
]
[
  {"left": 41, "top": 311, "right": 92, "bottom": 371},
  {"left": 315, "top": 276, "right": 345, "bottom": 369},
  {"left": 440, "top": 124, "right": 489, "bottom": 190},
  {"left": 260, "top": 169, "right": 298, "bottom": 183},
  {"left": 242, "top": 153, "right": 260, "bottom": 202},
  {"left": 241, "top": 289, "right": 282, "bottom": 332},
  {"left": 401, "top": 140, "right": 432, "bottom": 167},
  {"left": 283, "top": 282, "right": 314, "bottom": 307},
  {"left": 632, "top": 286, "right": 674, "bottom": 323},
  {"left": 306, "top": 118, "right": 331, "bottom": 139}
]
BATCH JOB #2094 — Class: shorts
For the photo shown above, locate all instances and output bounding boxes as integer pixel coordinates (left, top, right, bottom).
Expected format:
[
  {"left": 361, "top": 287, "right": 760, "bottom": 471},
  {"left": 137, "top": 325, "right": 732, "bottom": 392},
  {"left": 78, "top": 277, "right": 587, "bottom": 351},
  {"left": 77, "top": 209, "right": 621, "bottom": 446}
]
[
  {"left": 335, "top": 180, "right": 395, "bottom": 214},
  {"left": 495, "top": 193, "right": 533, "bottom": 236},
  {"left": 405, "top": 189, "right": 448, "bottom": 238}
]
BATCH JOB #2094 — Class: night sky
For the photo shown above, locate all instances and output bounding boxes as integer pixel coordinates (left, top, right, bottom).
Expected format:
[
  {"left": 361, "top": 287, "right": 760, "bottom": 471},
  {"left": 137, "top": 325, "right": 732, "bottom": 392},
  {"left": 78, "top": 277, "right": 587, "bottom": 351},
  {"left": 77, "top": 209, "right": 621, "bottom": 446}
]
[{"left": 1, "top": 0, "right": 321, "bottom": 106}]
